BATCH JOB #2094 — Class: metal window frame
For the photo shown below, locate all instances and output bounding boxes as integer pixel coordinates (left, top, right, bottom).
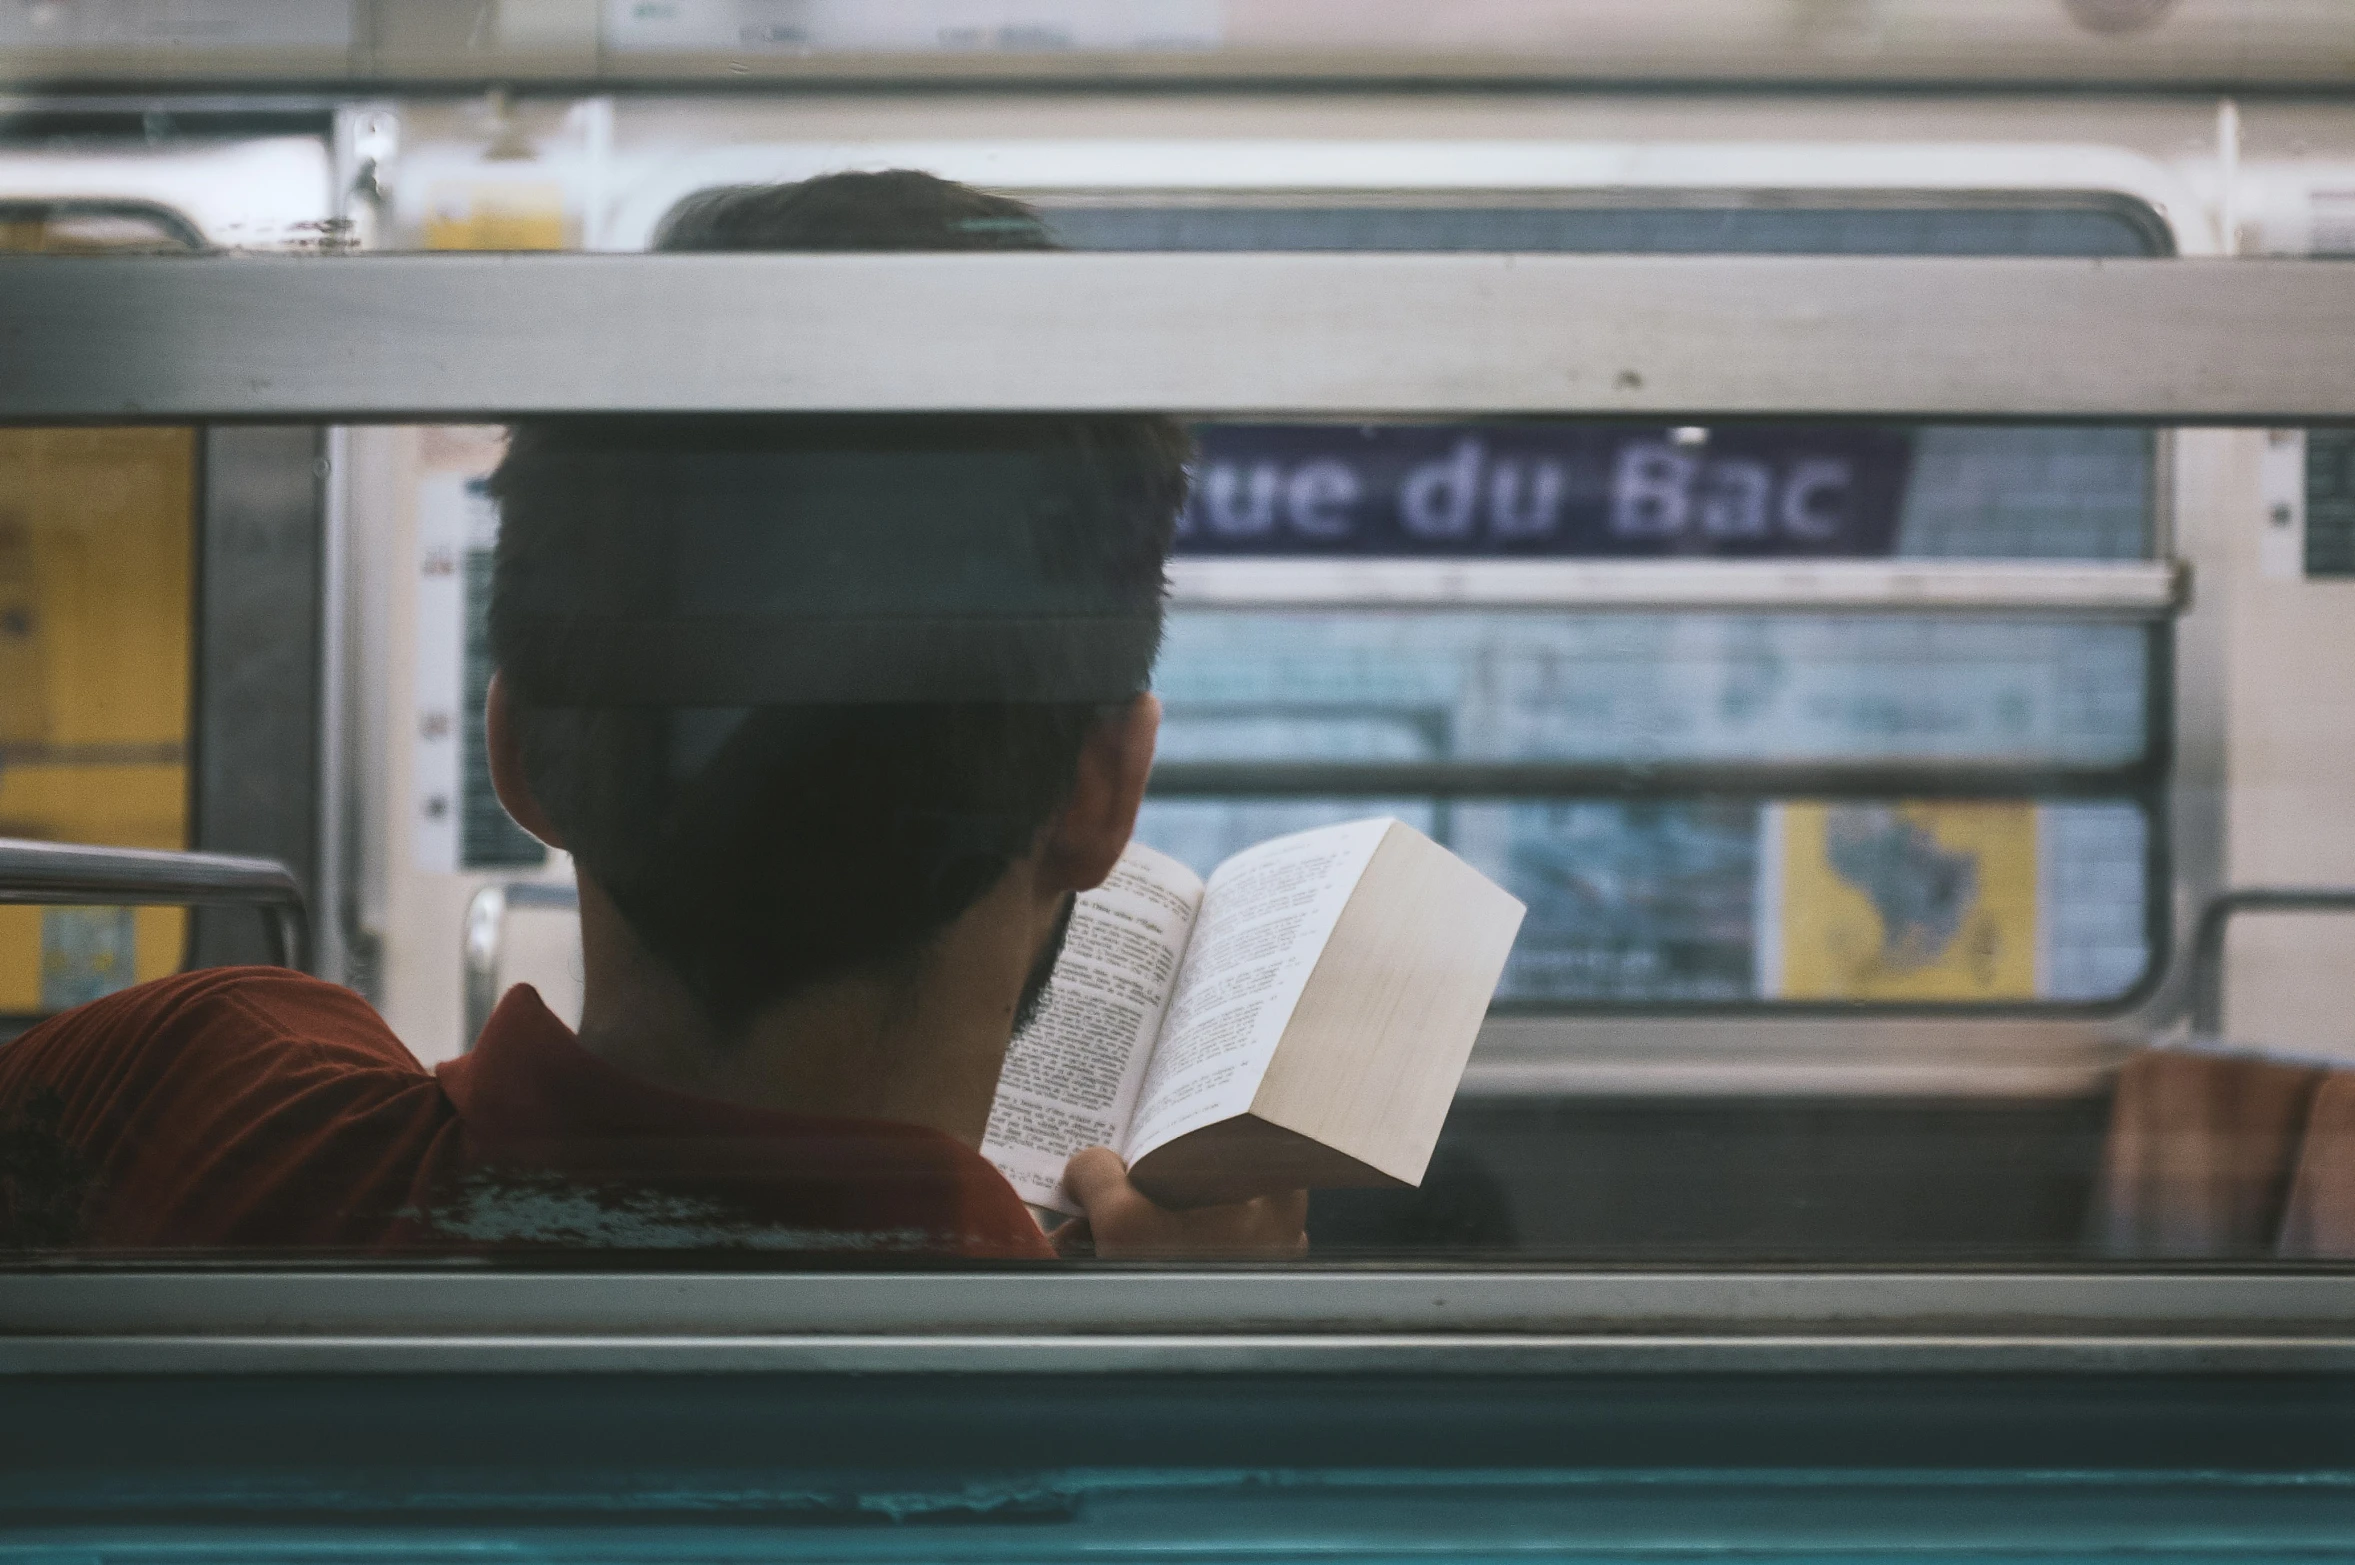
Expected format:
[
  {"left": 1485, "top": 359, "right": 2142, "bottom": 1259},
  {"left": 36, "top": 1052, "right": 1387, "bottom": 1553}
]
[
  {"left": 590, "top": 157, "right": 2201, "bottom": 1066},
  {"left": 188, "top": 425, "right": 329, "bottom": 971},
  {"left": 1153, "top": 564, "right": 2174, "bottom": 828},
  {"left": 0, "top": 253, "right": 2350, "bottom": 423},
  {"left": 592, "top": 140, "right": 2211, "bottom": 256},
  {"left": 1164, "top": 558, "right": 2185, "bottom": 614},
  {"left": 2188, "top": 888, "right": 2355, "bottom": 1037},
  {"left": 1, "top": 1269, "right": 2352, "bottom": 1375},
  {"left": 0, "top": 128, "right": 347, "bottom": 983},
  {"left": 0, "top": 247, "right": 2296, "bottom": 1070},
  {"left": 1020, "top": 183, "right": 2183, "bottom": 255},
  {"left": 0, "top": 173, "right": 2347, "bottom": 1364},
  {"left": 1139, "top": 607, "right": 2166, "bottom": 1026}
]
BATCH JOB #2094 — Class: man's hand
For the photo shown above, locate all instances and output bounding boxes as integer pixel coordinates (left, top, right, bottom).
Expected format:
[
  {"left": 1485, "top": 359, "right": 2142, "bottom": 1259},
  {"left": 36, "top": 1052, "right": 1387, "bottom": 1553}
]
[{"left": 1056, "top": 1146, "right": 1309, "bottom": 1258}]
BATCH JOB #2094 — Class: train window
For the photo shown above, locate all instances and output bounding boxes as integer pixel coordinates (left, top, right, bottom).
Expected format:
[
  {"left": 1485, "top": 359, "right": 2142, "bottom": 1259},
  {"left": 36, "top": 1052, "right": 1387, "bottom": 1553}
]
[
  {"left": 0, "top": 204, "right": 201, "bottom": 1033},
  {"left": 10, "top": 120, "right": 2355, "bottom": 1282},
  {"left": 1002, "top": 192, "right": 2171, "bottom": 1014},
  {"left": 1140, "top": 420, "right": 2165, "bottom": 1013},
  {"left": 2, "top": 57, "right": 2355, "bottom": 1561},
  {"left": 1142, "top": 602, "right": 2156, "bottom": 1008}
]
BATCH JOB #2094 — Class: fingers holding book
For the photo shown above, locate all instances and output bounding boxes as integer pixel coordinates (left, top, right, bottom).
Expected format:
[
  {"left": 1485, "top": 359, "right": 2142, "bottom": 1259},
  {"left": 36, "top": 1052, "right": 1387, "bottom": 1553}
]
[{"left": 1053, "top": 1146, "right": 1309, "bottom": 1259}]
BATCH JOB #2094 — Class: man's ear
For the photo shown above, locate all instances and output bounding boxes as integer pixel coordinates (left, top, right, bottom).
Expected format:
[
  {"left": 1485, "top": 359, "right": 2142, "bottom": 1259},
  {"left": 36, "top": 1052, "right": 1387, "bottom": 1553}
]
[
  {"left": 484, "top": 670, "right": 566, "bottom": 851},
  {"left": 1039, "top": 692, "right": 1159, "bottom": 895}
]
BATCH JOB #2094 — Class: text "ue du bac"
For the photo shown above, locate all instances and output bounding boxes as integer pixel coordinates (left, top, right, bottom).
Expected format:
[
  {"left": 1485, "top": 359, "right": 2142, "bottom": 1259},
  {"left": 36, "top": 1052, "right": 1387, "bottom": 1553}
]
[{"left": 1181, "top": 438, "right": 1860, "bottom": 547}]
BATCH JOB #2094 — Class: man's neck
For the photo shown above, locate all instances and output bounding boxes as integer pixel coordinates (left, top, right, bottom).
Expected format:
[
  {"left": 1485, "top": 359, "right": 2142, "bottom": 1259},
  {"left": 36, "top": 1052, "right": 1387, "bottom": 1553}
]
[{"left": 567, "top": 873, "right": 1044, "bottom": 1149}]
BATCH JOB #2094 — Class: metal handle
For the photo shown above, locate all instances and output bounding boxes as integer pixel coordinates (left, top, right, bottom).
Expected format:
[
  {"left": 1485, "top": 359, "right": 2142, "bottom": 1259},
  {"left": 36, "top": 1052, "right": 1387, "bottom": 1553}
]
[
  {"left": 463, "top": 880, "right": 580, "bottom": 1049},
  {"left": 0, "top": 837, "right": 309, "bottom": 971},
  {"left": 2187, "top": 887, "right": 2355, "bottom": 1037}
]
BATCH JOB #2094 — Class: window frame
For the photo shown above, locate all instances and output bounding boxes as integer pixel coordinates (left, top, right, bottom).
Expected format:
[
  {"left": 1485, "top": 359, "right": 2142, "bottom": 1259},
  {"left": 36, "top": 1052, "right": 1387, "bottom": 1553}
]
[
  {"left": 588, "top": 142, "right": 2225, "bottom": 1086},
  {"left": 1034, "top": 184, "right": 2180, "bottom": 1025},
  {"left": 0, "top": 240, "right": 2348, "bottom": 1342},
  {"left": 0, "top": 246, "right": 2329, "bottom": 1100},
  {"left": 2, "top": 1267, "right": 2352, "bottom": 1375},
  {"left": 1144, "top": 567, "right": 2177, "bottom": 1021}
]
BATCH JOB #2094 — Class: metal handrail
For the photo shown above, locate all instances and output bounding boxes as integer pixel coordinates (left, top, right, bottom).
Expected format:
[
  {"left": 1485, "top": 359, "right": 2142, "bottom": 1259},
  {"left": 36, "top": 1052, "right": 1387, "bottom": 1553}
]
[
  {"left": 463, "top": 879, "right": 580, "bottom": 1049},
  {"left": 1165, "top": 559, "right": 2188, "bottom": 619},
  {"left": 2187, "top": 887, "right": 2355, "bottom": 1037},
  {"left": 0, "top": 837, "right": 309, "bottom": 971}
]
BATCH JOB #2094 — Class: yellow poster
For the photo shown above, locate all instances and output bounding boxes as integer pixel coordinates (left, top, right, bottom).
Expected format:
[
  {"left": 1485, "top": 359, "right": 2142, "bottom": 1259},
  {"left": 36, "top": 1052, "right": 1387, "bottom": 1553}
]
[
  {"left": 1777, "top": 802, "right": 2037, "bottom": 1001},
  {"left": 0, "top": 428, "right": 195, "bottom": 1011},
  {"left": 423, "top": 181, "right": 569, "bottom": 251}
]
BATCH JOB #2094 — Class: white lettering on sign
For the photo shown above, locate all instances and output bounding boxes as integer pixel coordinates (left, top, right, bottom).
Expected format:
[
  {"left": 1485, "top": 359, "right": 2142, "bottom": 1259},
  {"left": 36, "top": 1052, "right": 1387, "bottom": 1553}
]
[
  {"left": 1699, "top": 458, "right": 1772, "bottom": 539},
  {"left": 1779, "top": 458, "right": 1852, "bottom": 540},
  {"left": 1180, "top": 439, "right": 1863, "bottom": 549},
  {"left": 1489, "top": 461, "right": 1568, "bottom": 539},
  {"left": 1610, "top": 444, "right": 1697, "bottom": 537},
  {"left": 1401, "top": 438, "right": 1483, "bottom": 540},
  {"left": 1286, "top": 461, "right": 1359, "bottom": 538},
  {"left": 1203, "top": 463, "right": 1281, "bottom": 536},
  {"left": 1612, "top": 446, "right": 1853, "bottom": 544}
]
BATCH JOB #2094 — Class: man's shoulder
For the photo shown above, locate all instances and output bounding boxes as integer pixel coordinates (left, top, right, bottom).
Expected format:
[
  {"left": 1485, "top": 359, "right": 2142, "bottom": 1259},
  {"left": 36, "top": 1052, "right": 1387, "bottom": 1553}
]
[
  {"left": 2, "top": 967, "right": 426, "bottom": 1093},
  {"left": 0, "top": 969, "right": 455, "bottom": 1251}
]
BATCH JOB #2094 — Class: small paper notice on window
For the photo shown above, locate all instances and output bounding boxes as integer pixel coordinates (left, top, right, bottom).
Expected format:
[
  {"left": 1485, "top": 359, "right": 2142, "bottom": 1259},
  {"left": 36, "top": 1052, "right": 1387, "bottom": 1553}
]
[{"left": 2260, "top": 429, "right": 2306, "bottom": 582}]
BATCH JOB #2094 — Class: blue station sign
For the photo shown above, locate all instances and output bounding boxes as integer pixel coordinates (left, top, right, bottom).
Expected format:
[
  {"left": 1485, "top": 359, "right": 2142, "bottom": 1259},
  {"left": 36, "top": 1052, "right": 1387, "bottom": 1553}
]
[{"left": 1177, "top": 424, "right": 1914, "bottom": 558}]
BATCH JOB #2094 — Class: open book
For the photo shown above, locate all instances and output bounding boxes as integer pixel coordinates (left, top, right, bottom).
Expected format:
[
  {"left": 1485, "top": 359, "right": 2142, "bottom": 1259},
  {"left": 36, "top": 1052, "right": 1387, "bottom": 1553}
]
[{"left": 982, "top": 817, "right": 1526, "bottom": 1214}]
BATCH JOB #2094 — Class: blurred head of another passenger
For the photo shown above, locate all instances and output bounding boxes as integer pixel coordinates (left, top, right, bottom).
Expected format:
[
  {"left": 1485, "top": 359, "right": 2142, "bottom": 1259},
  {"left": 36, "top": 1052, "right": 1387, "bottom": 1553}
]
[{"left": 483, "top": 172, "right": 1191, "bottom": 1070}]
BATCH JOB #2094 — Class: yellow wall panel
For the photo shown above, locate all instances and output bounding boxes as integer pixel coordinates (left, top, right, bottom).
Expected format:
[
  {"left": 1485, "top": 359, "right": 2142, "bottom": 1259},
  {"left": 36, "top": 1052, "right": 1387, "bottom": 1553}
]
[
  {"left": 0, "top": 429, "right": 194, "bottom": 1014},
  {"left": 0, "top": 907, "right": 37, "bottom": 1012},
  {"left": 0, "top": 428, "right": 194, "bottom": 747}
]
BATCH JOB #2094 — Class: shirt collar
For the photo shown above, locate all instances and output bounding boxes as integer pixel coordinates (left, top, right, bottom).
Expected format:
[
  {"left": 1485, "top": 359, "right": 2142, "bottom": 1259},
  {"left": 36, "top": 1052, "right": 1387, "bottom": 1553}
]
[{"left": 430, "top": 985, "right": 1050, "bottom": 1258}]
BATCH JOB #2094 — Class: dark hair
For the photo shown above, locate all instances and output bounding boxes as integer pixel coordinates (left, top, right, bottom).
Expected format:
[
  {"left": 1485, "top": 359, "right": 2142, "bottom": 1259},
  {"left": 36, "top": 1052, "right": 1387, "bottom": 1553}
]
[{"left": 487, "top": 172, "right": 1191, "bottom": 1031}]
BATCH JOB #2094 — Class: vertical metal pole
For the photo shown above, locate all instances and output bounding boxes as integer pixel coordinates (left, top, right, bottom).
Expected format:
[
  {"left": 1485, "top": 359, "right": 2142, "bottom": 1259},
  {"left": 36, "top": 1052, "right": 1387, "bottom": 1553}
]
[
  {"left": 190, "top": 426, "right": 327, "bottom": 972},
  {"left": 315, "top": 425, "right": 353, "bottom": 986},
  {"left": 463, "top": 882, "right": 508, "bottom": 1050}
]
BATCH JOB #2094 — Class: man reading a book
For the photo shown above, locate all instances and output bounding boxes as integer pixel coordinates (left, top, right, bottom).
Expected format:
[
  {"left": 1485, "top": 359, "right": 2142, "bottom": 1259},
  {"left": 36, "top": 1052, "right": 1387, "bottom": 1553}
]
[{"left": 0, "top": 171, "right": 1307, "bottom": 1259}]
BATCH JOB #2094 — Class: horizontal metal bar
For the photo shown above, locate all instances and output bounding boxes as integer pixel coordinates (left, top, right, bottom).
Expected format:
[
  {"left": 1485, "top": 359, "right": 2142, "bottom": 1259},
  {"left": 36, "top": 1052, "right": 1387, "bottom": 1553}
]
[
  {"left": 0, "top": 837, "right": 309, "bottom": 969},
  {"left": 1, "top": 1272, "right": 2350, "bottom": 1375},
  {"left": 13, "top": 1270, "right": 2347, "bottom": 1334},
  {"left": 0, "top": 838, "right": 300, "bottom": 906},
  {"left": 1460, "top": 1016, "right": 2136, "bottom": 1099},
  {"left": 2189, "top": 887, "right": 2355, "bottom": 1036},
  {"left": 1168, "top": 559, "right": 2187, "bottom": 616},
  {"left": 1, "top": 255, "right": 2352, "bottom": 421},
  {"left": 1147, "top": 761, "right": 2147, "bottom": 797},
  {"left": 7, "top": 1335, "right": 2355, "bottom": 1376},
  {"left": 12, "top": 12, "right": 2355, "bottom": 89},
  {"left": 1455, "top": 1051, "right": 2126, "bottom": 1101}
]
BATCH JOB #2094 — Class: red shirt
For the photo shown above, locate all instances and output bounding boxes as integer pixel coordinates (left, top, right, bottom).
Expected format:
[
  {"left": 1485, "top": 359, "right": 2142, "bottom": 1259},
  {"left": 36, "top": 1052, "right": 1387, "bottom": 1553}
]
[{"left": 0, "top": 967, "right": 1051, "bottom": 1258}]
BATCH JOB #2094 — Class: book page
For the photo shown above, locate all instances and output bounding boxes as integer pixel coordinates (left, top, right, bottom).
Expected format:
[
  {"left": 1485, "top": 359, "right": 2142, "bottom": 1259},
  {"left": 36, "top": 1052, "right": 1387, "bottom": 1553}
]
[
  {"left": 1120, "top": 818, "right": 1393, "bottom": 1167},
  {"left": 981, "top": 842, "right": 1204, "bottom": 1214}
]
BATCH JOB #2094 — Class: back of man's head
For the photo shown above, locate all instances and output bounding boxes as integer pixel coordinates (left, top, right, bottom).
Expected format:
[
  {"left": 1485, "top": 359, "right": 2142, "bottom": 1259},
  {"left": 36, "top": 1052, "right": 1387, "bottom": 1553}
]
[{"left": 487, "top": 171, "right": 1191, "bottom": 1031}]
